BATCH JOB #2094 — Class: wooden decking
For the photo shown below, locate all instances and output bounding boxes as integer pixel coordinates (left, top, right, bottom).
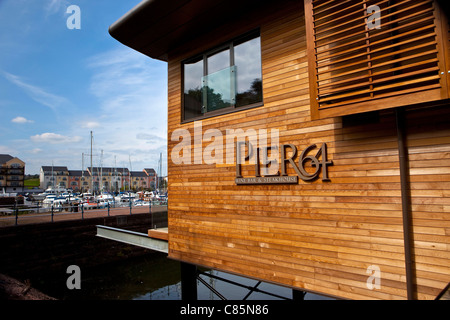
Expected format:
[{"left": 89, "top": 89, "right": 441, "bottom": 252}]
[{"left": 148, "top": 227, "right": 169, "bottom": 241}]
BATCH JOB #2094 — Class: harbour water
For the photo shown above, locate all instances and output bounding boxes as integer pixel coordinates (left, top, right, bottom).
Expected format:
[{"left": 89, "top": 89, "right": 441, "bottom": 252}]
[
  {"left": 2, "top": 201, "right": 332, "bottom": 301},
  {"left": 35, "top": 252, "right": 333, "bottom": 300}
]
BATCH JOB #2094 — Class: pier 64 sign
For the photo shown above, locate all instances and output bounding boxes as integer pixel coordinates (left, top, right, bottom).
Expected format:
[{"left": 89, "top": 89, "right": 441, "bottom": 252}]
[
  {"left": 235, "top": 142, "right": 333, "bottom": 185},
  {"left": 171, "top": 121, "right": 333, "bottom": 185}
]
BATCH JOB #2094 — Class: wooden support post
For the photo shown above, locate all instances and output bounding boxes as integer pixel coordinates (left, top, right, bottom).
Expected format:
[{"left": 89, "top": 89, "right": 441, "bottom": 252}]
[
  {"left": 396, "top": 107, "right": 415, "bottom": 300},
  {"left": 180, "top": 262, "right": 197, "bottom": 301}
]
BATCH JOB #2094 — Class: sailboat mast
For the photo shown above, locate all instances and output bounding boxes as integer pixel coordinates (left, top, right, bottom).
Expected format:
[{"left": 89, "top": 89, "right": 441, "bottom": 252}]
[
  {"left": 82, "top": 153, "right": 84, "bottom": 193},
  {"left": 51, "top": 161, "right": 54, "bottom": 189},
  {"left": 129, "top": 155, "right": 132, "bottom": 191},
  {"left": 159, "top": 152, "right": 162, "bottom": 193},
  {"left": 90, "top": 131, "right": 93, "bottom": 194},
  {"left": 100, "top": 150, "right": 103, "bottom": 193}
]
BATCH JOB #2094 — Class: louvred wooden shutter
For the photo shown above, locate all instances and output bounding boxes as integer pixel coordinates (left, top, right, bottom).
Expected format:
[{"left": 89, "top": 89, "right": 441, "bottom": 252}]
[{"left": 305, "top": 0, "right": 450, "bottom": 119}]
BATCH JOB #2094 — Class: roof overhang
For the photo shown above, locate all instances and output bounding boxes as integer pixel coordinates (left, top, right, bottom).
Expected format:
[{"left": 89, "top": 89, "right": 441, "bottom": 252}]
[{"left": 109, "top": 0, "right": 272, "bottom": 61}]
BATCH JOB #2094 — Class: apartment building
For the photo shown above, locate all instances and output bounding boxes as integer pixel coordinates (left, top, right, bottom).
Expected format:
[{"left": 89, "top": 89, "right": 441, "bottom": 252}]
[
  {"left": 0, "top": 154, "right": 25, "bottom": 193},
  {"left": 40, "top": 165, "right": 157, "bottom": 192}
]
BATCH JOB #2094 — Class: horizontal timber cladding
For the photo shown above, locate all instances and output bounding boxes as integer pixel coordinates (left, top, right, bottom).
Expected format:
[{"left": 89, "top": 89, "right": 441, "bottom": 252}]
[
  {"left": 405, "top": 105, "right": 450, "bottom": 300},
  {"left": 166, "top": 0, "right": 450, "bottom": 300}
]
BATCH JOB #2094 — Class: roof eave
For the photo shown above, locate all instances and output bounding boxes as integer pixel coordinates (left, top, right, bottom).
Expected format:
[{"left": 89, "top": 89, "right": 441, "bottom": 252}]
[{"left": 108, "top": 0, "right": 274, "bottom": 62}]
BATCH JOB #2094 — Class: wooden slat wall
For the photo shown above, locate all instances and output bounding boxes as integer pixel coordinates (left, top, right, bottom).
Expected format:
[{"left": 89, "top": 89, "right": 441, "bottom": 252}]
[
  {"left": 405, "top": 105, "right": 450, "bottom": 300},
  {"left": 305, "top": 0, "right": 447, "bottom": 119},
  {"left": 166, "top": 0, "right": 449, "bottom": 300}
]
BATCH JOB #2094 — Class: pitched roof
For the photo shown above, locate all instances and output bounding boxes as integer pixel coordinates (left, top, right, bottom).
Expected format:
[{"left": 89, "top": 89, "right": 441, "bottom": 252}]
[
  {"left": 0, "top": 154, "right": 14, "bottom": 164},
  {"left": 68, "top": 170, "right": 90, "bottom": 177},
  {"left": 131, "top": 171, "right": 148, "bottom": 177},
  {"left": 41, "top": 166, "right": 68, "bottom": 172},
  {"left": 88, "top": 167, "right": 130, "bottom": 175}
]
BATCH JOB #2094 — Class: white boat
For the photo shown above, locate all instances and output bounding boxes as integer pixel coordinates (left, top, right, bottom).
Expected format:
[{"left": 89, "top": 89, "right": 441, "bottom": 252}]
[
  {"left": 42, "top": 194, "right": 67, "bottom": 207},
  {"left": 53, "top": 197, "right": 67, "bottom": 206},
  {"left": 80, "top": 199, "right": 99, "bottom": 209},
  {"left": 34, "top": 187, "right": 68, "bottom": 201},
  {"left": 114, "top": 192, "right": 137, "bottom": 203},
  {"left": 42, "top": 194, "right": 57, "bottom": 205},
  {"left": 33, "top": 188, "right": 56, "bottom": 201},
  {"left": 96, "top": 192, "right": 114, "bottom": 202},
  {"left": 81, "top": 192, "right": 94, "bottom": 201},
  {"left": 133, "top": 199, "right": 150, "bottom": 206},
  {"left": 63, "top": 192, "right": 81, "bottom": 203}
]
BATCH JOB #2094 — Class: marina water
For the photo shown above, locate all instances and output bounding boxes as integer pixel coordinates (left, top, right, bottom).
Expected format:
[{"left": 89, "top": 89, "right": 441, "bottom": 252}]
[{"left": 36, "top": 252, "right": 331, "bottom": 300}]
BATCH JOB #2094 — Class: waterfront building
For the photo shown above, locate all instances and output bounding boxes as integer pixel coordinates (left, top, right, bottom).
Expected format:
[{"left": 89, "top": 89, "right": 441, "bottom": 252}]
[
  {"left": 68, "top": 170, "right": 90, "bottom": 192},
  {"left": 40, "top": 165, "right": 158, "bottom": 193},
  {"left": 0, "top": 154, "right": 25, "bottom": 193},
  {"left": 131, "top": 171, "right": 150, "bottom": 191},
  {"left": 39, "top": 166, "right": 69, "bottom": 190},
  {"left": 87, "top": 167, "right": 158, "bottom": 192},
  {"left": 109, "top": 0, "right": 450, "bottom": 300},
  {"left": 86, "top": 167, "right": 156, "bottom": 192},
  {"left": 144, "top": 168, "right": 157, "bottom": 189},
  {"left": 87, "top": 167, "right": 128, "bottom": 193}
]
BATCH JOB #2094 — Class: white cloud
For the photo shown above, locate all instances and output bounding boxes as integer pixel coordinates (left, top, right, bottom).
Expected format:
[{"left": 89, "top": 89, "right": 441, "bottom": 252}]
[
  {"left": 80, "top": 121, "right": 101, "bottom": 129},
  {"left": 11, "top": 116, "right": 34, "bottom": 124},
  {"left": 45, "top": 0, "right": 70, "bottom": 16},
  {"left": 83, "top": 48, "right": 168, "bottom": 173},
  {"left": 30, "top": 148, "right": 43, "bottom": 154},
  {"left": 87, "top": 48, "right": 165, "bottom": 102},
  {"left": 136, "top": 133, "right": 165, "bottom": 144},
  {"left": 0, "top": 145, "right": 16, "bottom": 154},
  {"left": 1, "top": 71, "right": 68, "bottom": 111},
  {"left": 31, "top": 133, "right": 82, "bottom": 144}
]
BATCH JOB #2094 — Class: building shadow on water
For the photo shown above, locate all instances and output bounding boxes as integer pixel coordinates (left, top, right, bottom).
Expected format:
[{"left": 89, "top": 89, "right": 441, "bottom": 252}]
[{"left": 34, "top": 252, "right": 333, "bottom": 300}]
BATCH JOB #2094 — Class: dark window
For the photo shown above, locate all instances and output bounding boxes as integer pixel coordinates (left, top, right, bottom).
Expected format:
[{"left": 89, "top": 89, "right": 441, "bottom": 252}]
[
  {"left": 183, "top": 31, "right": 262, "bottom": 121},
  {"left": 183, "top": 56, "right": 204, "bottom": 120}
]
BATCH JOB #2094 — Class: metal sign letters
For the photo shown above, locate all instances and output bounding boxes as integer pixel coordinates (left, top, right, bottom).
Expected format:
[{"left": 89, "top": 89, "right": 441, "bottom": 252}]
[{"left": 235, "top": 142, "right": 332, "bottom": 185}]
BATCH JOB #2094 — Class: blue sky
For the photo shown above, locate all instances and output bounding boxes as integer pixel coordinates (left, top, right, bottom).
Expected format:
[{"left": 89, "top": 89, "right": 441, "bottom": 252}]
[{"left": 0, "top": 0, "right": 168, "bottom": 175}]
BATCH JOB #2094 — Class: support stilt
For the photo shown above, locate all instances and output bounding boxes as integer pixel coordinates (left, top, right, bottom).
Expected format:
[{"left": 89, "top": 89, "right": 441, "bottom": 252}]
[
  {"left": 180, "top": 262, "right": 197, "bottom": 301},
  {"left": 292, "top": 289, "right": 306, "bottom": 301}
]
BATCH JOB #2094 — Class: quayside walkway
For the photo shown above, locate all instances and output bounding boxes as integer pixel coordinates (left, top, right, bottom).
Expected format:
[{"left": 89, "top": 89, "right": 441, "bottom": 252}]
[{"left": 0, "top": 204, "right": 167, "bottom": 227}]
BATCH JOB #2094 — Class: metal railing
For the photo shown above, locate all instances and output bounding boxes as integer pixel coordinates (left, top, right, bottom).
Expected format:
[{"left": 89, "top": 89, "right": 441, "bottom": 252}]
[{"left": 0, "top": 199, "right": 167, "bottom": 227}]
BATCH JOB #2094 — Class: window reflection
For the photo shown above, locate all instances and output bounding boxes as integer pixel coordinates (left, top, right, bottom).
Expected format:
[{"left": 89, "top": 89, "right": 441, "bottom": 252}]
[
  {"left": 182, "top": 31, "right": 262, "bottom": 121},
  {"left": 207, "top": 48, "right": 230, "bottom": 74},
  {"left": 234, "top": 36, "right": 262, "bottom": 107},
  {"left": 184, "top": 57, "right": 203, "bottom": 120}
]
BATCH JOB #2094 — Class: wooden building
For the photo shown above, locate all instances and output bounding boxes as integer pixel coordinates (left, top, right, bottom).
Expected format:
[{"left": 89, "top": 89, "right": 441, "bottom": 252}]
[{"left": 110, "top": 0, "right": 450, "bottom": 300}]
